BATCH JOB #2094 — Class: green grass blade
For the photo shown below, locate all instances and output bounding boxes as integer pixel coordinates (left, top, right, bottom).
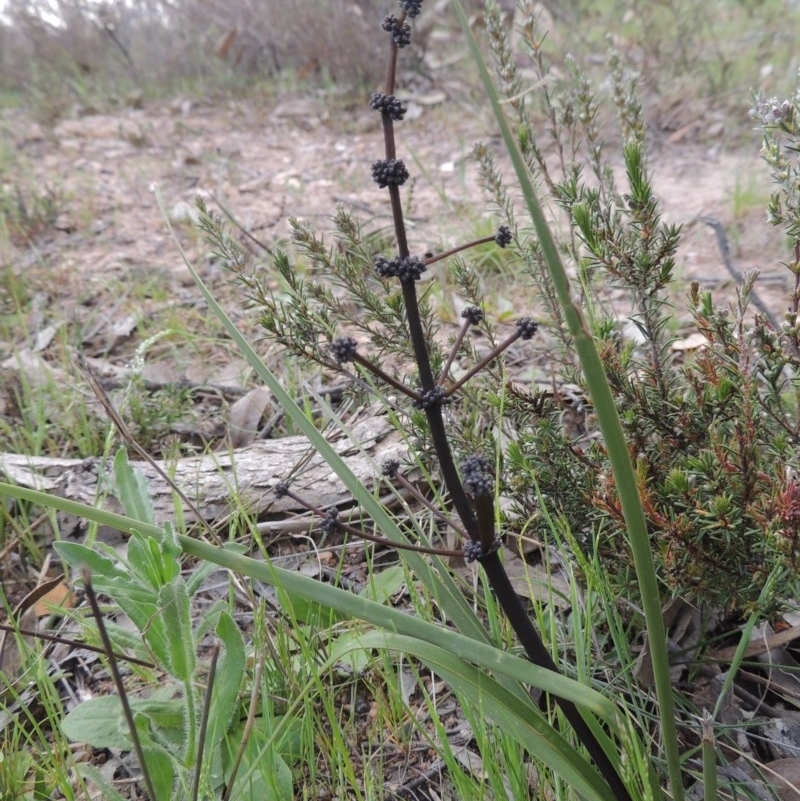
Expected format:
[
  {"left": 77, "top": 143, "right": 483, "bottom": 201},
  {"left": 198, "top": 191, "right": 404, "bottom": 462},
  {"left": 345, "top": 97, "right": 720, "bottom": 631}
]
[
  {"left": 351, "top": 631, "right": 617, "bottom": 801},
  {"left": 0, "top": 482, "right": 618, "bottom": 723},
  {"left": 451, "top": 3, "right": 677, "bottom": 798}
]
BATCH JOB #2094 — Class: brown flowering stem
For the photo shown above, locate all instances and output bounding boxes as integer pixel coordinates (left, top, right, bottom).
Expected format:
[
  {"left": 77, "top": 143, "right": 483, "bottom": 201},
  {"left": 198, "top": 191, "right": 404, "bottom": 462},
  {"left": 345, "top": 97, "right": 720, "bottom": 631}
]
[
  {"left": 472, "top": 491, "right": 496, "bottom": 551},
  {"left": 444, "top": 329, "right": 522, "bottom": 396},
  {"left": 383, "top": 12, "right": 405, "bottom": 97},
  {"left": 82, "top": 569, "right": 158, "bottom": 801},
  {"left": 438, "top": 316, "right": 475, "bottom": 385},
  {"left": 425, "top": 234, "right": 496, "bottom": 267},
  {"left": 0, "top": 621, "right": 156, "bottom": 668},
  {"left": 352, "top": 352, "right": 422, "bottom": 402},
  {"left": 370, "top": 11, "right": 634, "bottom": 801},
  {"left": 276, "top": 484, "right": 464, "bottom": 558},
  {"left": 191, "top": 642, "right": 219, "bottom": 801},
  {"left": 385, "top": 466, "right": 469, "bottom": 540}
]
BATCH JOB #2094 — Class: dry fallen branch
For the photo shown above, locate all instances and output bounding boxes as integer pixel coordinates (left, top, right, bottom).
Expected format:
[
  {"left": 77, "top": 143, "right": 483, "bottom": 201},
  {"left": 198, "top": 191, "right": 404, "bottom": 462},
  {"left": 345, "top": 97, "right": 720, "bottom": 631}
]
[{"left": 0, "top": 415, "right": 406, "bottom": 536}]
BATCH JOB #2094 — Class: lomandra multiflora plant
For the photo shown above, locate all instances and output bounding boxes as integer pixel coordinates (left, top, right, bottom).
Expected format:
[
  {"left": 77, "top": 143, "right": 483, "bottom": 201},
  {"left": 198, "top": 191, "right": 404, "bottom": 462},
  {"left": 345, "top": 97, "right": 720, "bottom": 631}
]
[{"left": 198, "top": 3, "right": 636, "bottom": 799}]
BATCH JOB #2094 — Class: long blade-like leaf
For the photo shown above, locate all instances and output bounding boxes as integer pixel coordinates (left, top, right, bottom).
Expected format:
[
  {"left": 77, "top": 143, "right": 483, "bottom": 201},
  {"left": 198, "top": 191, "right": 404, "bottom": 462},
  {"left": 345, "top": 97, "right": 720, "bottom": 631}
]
[
  {"left": 1, "top": 482, "right": 617, "bottom": 723},
  {"left": 355, "top": 631, "right": 617, "bottom": 801}
]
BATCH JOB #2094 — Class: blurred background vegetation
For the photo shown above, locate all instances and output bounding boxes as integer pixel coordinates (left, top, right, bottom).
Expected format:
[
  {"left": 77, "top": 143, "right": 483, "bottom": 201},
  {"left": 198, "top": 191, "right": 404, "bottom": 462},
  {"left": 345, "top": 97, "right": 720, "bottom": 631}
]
[{"left": 0, "top": 0, "right": 798, "bottom": 129}]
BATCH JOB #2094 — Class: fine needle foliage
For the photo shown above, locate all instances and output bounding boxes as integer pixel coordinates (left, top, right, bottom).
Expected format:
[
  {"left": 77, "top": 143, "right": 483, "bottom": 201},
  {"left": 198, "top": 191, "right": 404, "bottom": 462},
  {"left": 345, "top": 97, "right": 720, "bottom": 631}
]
[{"left": 466, "top": 1, "right": 800, "bottom": 621}]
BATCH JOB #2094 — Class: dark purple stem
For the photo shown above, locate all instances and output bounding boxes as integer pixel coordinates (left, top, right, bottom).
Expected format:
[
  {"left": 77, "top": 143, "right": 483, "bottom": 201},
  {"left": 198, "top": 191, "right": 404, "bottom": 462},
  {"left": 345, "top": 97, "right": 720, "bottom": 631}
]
[
  {"left": 353, "top": 352, "right": 422, "bottom": 403},
  {"left": 438, "top": 316, "right": 473, "bottom": 386},
  {"left": 445, "top": 329, "right": 522, "bottom": 397},
  {"left": 391, "top": 468, "right": 469, "bottom": 539},
  {"left": 425, "top": 234, "right": 496, "bottom": 267},
  {"left": 372, "top": 19, "right": 633, "bottom": 801},
  {"left": 279, "top": 486, "right": 463, "bottom": 558}
]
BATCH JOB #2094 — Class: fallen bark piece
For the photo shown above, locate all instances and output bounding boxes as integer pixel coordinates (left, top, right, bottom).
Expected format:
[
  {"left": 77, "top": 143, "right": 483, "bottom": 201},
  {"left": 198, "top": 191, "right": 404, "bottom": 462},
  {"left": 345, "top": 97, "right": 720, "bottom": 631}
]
[{"left": 0, "top": 415, "right": 406, "bottom": 534}]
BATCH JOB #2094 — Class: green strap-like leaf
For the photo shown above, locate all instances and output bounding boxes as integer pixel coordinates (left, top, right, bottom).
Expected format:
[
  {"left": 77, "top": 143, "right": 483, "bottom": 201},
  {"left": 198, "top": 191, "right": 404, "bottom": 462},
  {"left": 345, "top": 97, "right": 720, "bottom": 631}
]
[{"left": 351, "top": 631, "right": 617, "bottom": 801}]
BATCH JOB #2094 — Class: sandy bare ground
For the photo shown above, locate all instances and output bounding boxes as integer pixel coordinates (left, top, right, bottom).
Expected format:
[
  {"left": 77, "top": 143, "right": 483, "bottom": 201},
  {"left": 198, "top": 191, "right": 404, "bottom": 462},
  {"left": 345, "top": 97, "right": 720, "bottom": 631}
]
[{"left": 0, "top": 90, "right": 792, "bottom": 401}]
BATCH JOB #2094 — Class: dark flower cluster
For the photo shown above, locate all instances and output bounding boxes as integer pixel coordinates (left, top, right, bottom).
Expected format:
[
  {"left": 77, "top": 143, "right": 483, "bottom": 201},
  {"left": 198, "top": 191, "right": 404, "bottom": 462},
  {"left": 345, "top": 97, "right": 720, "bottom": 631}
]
[
  {"left": 461, "top": 454, "right": 493, "bottom": 497},
  {"left": 515, "top": 317, "right": 539, "bottom": 340},
  {"left": 381, "top": 14, "right": 411, "bottom": 48},
  {"left": 463, "top": 539, "right": 484, "bottom": 563},
  {"left": 321, "top": 508, "right": 339, "bottom": 537},
  {"left": 273, "top": 480, "right": 291, "bottom": 498},
  {"left": 372, "top": 158, "right": 410, "bottom": 188},
  {"left": 463, "top": 538, "right": 501, "bottom": 563},
  {"left": 414, "top": 385, "right": 450, "bottom": 410},
  {"left": 495, "top": 225, "right": 513, "bottom": 248},
  {"left": 375, "top": 254, "right": 426, "bottom": 282},
  {"left": 370, "top": 92, "right": 407, "bottom": 121},
  {"left": 374, "top": 255, "right": 395, "bottom": 278},
  {"left": 382, "top": 459, "right": 400, "bottom": 477},
  {"left": 462, "top": 306, "right": 485, "bottom": 325},
  {"left": 330, "top": 336, "right": 359, "bottom": 363},
  {"left": 400, "top": 0, "right": 423, "bottom": 17}
]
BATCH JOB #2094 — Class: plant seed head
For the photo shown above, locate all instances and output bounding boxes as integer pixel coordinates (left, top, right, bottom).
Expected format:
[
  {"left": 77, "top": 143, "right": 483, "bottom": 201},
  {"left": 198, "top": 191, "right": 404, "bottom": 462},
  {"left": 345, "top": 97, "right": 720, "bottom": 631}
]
[
  {"left": 371, "top": 158, "right": 410, "bottom": 188},
  {"left": 414, "top": 385, "right": 450, "bottom": 409},
  {"left": 461, "top": 454, "right": 494, "bottom": 497},
  {"left": 369, "top": 92, "right": 407, "bottom": 121},
  {"left": 330, "top": 336, "right": 359, "bottom": 363},
  {"left": 400, "top": 0, "right": 423, "bottom": 18},
  {"left": 381, "top": 14, "right": 412, "bottom": 48},
  {"left": 462, "top": 306, "right": 485, "bottom": 325},
  {"left": 516, "top": 317, "right": 539, "bottom": 340},
  {"left": 495, "top": 225, "right": 513, "bottom": 248}
]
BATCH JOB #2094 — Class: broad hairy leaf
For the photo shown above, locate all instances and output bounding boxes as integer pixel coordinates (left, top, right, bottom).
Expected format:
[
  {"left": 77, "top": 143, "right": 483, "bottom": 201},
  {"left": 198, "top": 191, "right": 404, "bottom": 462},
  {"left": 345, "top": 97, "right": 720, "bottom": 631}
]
[
  {"left": 206, "top": 611, "right": 246, "bottom": 748},
  {"left": 158, "top": 579, "right": 195, "bottom": 683},
  {"left": 113, "top": 447, "right": 155, "bottom": 526},
  {"left": 61, "top": 694, "right": 184, "bottom": 751}
]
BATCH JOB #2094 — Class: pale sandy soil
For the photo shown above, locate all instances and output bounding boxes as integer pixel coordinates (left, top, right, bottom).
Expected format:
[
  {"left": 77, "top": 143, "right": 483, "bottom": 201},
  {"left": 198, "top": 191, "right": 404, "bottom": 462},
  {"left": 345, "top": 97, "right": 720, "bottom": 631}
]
[{"left": 0, "top": 89, "right": 791, "bottom": 393}]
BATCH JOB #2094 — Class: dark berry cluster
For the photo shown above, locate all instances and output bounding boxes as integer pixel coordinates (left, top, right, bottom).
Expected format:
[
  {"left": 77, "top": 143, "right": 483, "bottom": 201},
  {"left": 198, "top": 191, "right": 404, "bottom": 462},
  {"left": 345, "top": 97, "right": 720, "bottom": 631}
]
[
  {"left": 463, "top": 538, "right": 501, "bottom": 562},
  {"left": 321, "top": 508, "right": 339, "bottom": 537},
  {"left": 375, "top": 254, "right": 426, "bottom": 282},
  {"left": 515, "top": 317, "right": 539, "bottom": 340},
  {"left": 463, "top": 540, "right": 484, "bottom": 563},
  {"left": 395, "top": 255, "right": 426, "bottom": 281},
  {"left": 382, "top": 459, "right": 400, "bottom": 477},
  {"left": 330, "top": 336, "right": 358, "bottom": 363},
  {"left": 372, "top": 158, "right": 410, "bottom": 188},
  {"left": 462, "top": 306, "right": 485, "bottom": 325},
  {"left": 495, "top": 225, "right": 513, "bottom": 248},
  {"left": 400, "top": 0, "right": 423, "bottom": 17},
  {"left": 461, "top": 454, "right": 493, "bottom": 497},
  {"left": 381, "top": 14, "right": 412, "bottom": 48},
  {"left": 374, "top": 255, "right": 396, "bottom": 278},
  {"left": 414, "top": 385, "right": 450, "bottom": 410},
  {"left": 369, "top": 92, "right": 407, "bottom": 121},
  {"left": 273, "top": 480, "right": 291, "bottom": 498}
]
